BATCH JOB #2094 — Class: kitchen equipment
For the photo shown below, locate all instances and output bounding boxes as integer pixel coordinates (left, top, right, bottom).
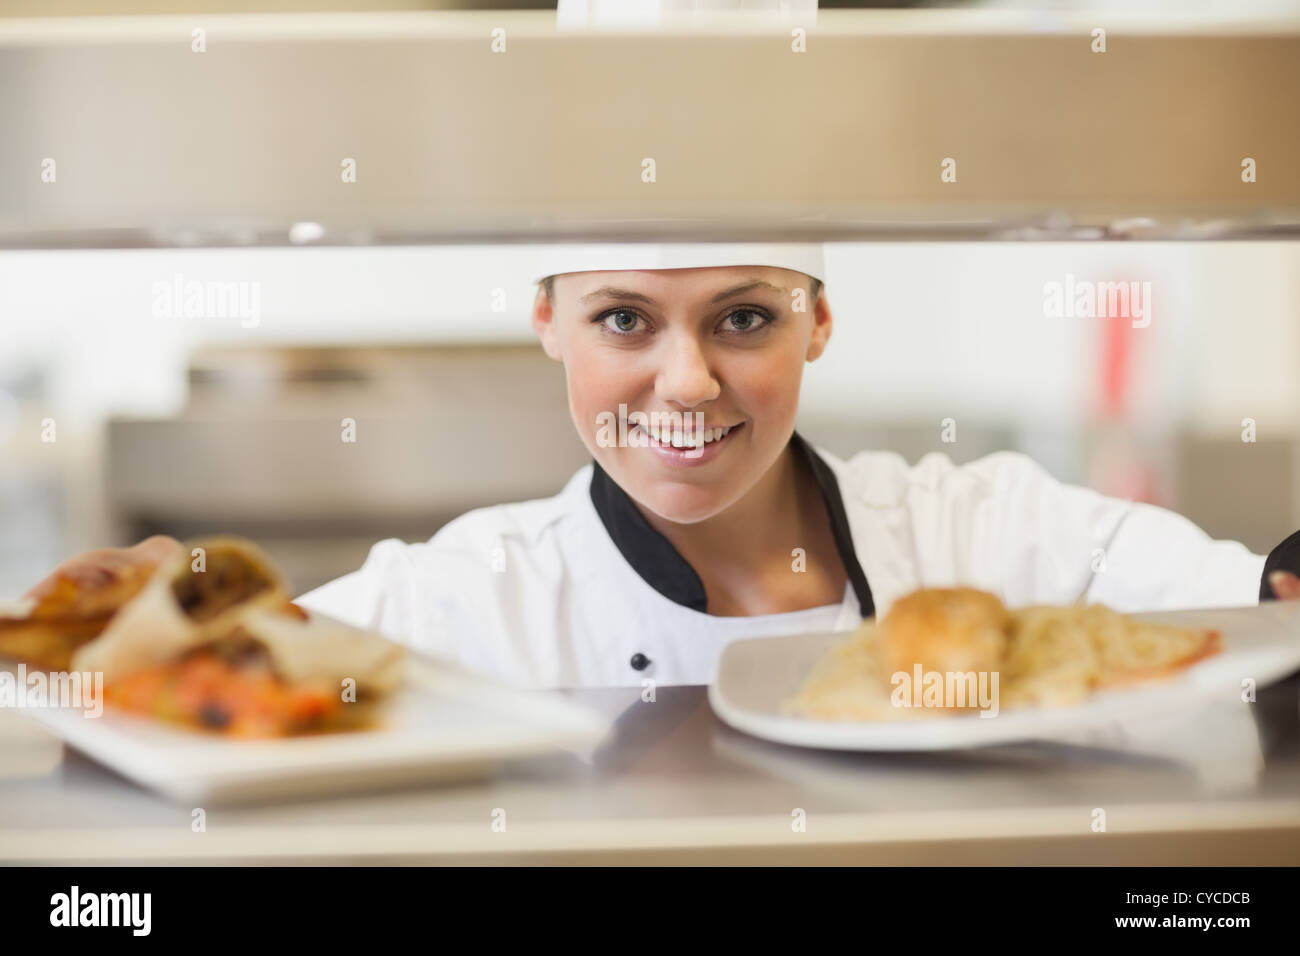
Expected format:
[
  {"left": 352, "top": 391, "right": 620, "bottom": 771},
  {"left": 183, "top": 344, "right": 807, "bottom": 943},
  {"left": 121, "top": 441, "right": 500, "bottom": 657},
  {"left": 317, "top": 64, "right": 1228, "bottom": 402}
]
[{"left": 105, "top": 344, "right": 589, "bottom": 592}]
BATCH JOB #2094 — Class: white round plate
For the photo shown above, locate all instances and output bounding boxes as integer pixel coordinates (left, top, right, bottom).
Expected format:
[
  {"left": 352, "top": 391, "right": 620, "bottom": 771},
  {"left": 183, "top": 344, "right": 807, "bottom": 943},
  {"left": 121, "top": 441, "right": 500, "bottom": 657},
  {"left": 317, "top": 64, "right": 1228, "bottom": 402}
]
[{"left": 709, "top": 602, "right": 1300, "bottom": 751}]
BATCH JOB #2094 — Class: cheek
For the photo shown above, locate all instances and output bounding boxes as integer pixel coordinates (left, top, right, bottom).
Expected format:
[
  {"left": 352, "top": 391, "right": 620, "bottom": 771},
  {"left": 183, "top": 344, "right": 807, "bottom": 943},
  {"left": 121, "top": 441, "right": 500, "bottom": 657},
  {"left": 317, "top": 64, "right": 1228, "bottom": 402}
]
[
  {"left": 727, "top": 344, "right": 806, "bottom": 421},
  {"left": 562, "top": 341, "right": 643, "bottom": 433}
]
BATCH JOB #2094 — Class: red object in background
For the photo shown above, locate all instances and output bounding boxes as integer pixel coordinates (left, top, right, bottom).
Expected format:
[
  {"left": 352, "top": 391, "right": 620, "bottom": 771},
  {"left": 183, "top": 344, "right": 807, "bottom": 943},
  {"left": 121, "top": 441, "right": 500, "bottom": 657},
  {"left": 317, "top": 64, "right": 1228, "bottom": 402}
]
[
  {"left": 1100, "top": 301, "right": 1132, "bottom": 419},
  {"left": 1092, "top": 276, "right": 1163, "bottom": 506}
]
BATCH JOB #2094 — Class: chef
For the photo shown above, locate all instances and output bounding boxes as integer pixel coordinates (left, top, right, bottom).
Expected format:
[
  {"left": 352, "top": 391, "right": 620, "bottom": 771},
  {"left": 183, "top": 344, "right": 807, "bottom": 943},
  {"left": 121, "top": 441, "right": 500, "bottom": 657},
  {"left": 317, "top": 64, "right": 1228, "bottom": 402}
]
[{"left": 287, "top": 242, "right": 1300, "bottom": 688}]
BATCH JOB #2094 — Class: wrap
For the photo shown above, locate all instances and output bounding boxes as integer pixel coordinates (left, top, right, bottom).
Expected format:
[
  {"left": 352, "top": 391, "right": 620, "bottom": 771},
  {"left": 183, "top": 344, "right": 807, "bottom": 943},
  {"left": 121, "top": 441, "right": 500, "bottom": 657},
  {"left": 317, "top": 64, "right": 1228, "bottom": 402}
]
[
  {"left": 223, "top": 606, "right": 406, "bottom": 696},
  {"left": 71, "top": 536, "right": 291, "bottom": 684},
  {"left": 0, "top": 562, "right": 161, "bottom": 670}
]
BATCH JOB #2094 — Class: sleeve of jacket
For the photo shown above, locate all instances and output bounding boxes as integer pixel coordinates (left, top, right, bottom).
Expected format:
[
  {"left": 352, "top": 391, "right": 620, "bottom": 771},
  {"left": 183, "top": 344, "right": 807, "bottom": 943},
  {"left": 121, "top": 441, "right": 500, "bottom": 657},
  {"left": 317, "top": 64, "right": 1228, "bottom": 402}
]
[
  {"left": 292, "top": 537, "right": 460, "bottom": 658},
  {"left": 954, "top": 451, "right": 1273, "bottom": 611}
]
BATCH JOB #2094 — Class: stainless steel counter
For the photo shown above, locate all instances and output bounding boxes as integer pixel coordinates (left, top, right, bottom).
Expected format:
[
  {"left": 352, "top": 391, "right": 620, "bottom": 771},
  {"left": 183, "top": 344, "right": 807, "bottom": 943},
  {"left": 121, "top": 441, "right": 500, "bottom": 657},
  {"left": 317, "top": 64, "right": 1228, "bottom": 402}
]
[{"left": 1, "top": 679, "right": 1297, "bottom": 865}]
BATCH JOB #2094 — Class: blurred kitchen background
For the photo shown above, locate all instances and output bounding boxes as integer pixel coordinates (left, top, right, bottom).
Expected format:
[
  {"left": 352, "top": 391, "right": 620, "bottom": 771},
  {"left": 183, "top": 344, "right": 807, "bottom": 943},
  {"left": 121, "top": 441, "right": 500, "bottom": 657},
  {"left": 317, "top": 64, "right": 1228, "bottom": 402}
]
[
  {"left": 2, "top": 240, "right": 1297, "bottom": 597},
  {"left": 2, "top": 0, "right": 1299, "bottom": 597}
]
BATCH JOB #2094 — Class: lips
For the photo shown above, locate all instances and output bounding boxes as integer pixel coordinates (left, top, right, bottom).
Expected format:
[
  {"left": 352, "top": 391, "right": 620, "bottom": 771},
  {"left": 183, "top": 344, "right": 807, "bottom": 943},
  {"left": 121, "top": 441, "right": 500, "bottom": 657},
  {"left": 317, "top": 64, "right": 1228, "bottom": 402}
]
[
  {"left": 630, "top": 421, "right": 745, "bottom": 465},
  {"left": 639, "top": 419, "right": 738, "bottom": 449}
]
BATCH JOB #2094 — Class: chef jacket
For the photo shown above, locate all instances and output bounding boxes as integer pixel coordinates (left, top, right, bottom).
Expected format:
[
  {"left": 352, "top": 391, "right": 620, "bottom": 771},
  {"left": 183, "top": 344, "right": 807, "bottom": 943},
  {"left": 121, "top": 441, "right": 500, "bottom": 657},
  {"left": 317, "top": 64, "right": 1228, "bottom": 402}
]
[{"left": 294, "top": 433, "right": 1300, "bottom": 689}]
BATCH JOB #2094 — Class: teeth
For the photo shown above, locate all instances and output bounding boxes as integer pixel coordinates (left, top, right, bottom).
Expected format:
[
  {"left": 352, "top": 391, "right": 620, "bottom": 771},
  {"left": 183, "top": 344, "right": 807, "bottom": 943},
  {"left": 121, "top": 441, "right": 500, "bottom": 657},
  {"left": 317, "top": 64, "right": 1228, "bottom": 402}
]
[{"left": 640, "top": 422, "right": 732, "bottom": 448}]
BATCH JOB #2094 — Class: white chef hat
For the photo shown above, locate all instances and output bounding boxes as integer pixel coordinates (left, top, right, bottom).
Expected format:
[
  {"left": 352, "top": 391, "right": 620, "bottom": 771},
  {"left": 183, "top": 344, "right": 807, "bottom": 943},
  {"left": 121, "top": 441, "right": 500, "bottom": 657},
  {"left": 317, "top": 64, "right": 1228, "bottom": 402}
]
[{"left": 530, "top": 242, "right": 825, "bottom": 286}]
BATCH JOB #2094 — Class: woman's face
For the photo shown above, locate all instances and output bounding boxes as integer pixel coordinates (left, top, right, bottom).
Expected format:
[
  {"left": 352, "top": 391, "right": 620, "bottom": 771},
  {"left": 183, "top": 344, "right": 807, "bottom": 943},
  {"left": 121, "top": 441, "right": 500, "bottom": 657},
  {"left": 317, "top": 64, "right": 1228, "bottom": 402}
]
[{"left": 532, "top": 266, "right": 832, "bottom": 524}]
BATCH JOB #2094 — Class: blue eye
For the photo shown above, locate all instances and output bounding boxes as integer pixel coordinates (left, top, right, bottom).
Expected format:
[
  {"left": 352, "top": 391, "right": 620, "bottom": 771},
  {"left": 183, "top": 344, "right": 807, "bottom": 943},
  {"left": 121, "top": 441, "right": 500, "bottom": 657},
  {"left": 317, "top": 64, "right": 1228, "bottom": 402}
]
[
  {"left": 599, "top": 310, "right": 644, "bottom": 334},
  {"left": 721, "top": 309, "right": 772, "bottom": 334}
]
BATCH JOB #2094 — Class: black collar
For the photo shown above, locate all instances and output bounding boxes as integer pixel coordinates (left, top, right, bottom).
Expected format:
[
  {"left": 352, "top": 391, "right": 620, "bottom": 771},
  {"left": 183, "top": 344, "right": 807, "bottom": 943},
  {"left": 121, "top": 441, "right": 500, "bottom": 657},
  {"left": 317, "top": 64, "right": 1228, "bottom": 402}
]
[{"left": 588, "top": 431, "right": 875, "bottom": 617}]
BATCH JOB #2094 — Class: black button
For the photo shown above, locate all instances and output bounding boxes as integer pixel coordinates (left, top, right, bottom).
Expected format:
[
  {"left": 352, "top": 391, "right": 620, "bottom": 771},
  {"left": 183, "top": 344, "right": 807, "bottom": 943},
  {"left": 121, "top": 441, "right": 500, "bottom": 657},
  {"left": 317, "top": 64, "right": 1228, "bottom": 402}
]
[{"left": 630, "top": 653, "right": 651, "bottom": 671}]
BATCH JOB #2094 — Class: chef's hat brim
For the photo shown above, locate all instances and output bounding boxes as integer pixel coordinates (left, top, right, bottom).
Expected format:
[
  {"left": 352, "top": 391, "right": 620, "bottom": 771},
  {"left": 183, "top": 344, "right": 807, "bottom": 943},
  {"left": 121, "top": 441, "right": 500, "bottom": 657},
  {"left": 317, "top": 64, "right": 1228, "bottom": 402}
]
[{"left": 531, "top": 242, "right": 825, "bottom": 285}]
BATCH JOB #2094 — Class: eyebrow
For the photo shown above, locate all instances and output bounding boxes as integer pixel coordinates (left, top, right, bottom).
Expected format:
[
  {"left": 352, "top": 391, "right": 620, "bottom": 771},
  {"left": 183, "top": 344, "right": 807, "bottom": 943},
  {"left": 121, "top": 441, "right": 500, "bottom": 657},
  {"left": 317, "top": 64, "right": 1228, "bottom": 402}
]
[{"left": 577, "top": 279, "right": 789, "bottom": 306}]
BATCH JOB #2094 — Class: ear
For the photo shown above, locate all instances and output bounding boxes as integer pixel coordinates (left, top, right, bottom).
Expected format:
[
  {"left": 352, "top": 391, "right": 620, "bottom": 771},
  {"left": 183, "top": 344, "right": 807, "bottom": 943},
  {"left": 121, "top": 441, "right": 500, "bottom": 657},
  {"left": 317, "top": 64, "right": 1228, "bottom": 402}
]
[
  {"left": 532, "top": 283, "right": 562, "bottom": 361},
  {"left": 805, "top": 285, "right": 832, "bottom": 362}
]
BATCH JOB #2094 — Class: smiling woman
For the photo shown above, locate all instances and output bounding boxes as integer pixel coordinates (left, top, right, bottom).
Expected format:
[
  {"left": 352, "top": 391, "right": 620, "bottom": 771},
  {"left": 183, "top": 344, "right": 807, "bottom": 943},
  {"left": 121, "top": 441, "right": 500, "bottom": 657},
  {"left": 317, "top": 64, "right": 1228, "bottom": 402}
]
[
  {"left": 538, "top": 263, "right": 828, "bottom": 508},
  {"left": 532, "top": 254, "right": 844, "bottom": 619},
  {"left": 31, "top": 243, "right": 1298, "bottom": 692},
  {"left": 282, "top": 242, "right": 1300, "bottom": 689}
]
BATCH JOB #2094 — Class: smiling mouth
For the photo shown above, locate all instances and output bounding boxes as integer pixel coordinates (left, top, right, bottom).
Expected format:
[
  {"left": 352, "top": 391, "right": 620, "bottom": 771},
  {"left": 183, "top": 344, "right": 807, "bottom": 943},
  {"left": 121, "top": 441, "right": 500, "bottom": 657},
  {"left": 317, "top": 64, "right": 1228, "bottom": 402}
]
[{"left": 633, "top": 420, "right": 744, "bottom": 450}]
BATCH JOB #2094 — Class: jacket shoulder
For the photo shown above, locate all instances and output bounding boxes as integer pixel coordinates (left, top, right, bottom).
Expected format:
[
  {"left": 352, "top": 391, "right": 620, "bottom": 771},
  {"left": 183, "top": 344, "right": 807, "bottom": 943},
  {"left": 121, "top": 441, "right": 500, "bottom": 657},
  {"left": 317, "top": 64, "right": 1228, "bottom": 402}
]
[{"left": 831, "top": 446, "right": 1049, "bottom": 507}]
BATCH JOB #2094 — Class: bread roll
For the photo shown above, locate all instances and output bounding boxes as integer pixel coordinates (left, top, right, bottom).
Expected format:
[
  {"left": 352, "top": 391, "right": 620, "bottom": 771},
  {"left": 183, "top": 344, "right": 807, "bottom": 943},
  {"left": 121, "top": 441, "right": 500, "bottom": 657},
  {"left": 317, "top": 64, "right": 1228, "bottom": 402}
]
[{"left": 877, "top": 587, "right": 1010, "bottom": 680}]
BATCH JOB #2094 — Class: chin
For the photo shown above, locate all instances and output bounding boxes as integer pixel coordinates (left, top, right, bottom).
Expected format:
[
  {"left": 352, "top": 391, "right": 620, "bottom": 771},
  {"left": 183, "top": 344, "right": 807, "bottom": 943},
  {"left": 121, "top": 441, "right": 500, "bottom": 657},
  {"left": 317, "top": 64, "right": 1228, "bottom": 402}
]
[{"left": 632, "top": 479, "right": 737, "bottom": 525}]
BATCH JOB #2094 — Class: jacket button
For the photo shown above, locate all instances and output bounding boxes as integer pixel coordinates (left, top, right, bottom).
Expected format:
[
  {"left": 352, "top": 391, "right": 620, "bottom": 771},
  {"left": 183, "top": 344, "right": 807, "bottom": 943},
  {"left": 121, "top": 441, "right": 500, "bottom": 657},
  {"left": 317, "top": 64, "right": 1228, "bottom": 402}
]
[{"left": 630, "top": 653, "right": 651, "bottom": 671}]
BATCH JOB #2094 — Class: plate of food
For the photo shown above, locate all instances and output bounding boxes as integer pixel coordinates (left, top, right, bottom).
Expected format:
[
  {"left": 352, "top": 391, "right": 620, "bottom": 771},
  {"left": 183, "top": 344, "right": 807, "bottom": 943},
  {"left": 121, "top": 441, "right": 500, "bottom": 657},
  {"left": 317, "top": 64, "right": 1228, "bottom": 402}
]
[
  {"left": 708, "top": 587, "right": 1300, "bottom": 751},
  {"left": 0, "top": 537, "right": 607, "bottom": 803}
]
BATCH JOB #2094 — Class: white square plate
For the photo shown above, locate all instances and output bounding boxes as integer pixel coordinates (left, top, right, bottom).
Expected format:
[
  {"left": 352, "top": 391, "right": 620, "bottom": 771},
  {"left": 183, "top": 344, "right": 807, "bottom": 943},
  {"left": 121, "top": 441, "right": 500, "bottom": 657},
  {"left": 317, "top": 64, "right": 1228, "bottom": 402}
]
[
  {"left": 7, "top": 655, "right": 609, "bottom": 804},
  {"left": 709, "top": 602, "right": 1300, "bottom": 751}
]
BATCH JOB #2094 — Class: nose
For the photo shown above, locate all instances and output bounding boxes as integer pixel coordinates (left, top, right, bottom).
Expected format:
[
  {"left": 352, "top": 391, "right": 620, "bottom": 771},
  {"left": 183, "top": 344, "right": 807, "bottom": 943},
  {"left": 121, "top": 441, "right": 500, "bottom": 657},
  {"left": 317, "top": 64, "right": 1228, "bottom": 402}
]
[{"left": 654, "top": 330, "right": 720, "bottom": 408}]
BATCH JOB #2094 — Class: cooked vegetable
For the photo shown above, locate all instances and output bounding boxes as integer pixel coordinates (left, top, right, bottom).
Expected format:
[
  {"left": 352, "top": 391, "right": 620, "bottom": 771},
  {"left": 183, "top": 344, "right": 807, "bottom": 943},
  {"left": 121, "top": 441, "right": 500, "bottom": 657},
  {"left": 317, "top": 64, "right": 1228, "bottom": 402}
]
[{"left": 104, "top": 641, "right": 366, "bottom": 738}]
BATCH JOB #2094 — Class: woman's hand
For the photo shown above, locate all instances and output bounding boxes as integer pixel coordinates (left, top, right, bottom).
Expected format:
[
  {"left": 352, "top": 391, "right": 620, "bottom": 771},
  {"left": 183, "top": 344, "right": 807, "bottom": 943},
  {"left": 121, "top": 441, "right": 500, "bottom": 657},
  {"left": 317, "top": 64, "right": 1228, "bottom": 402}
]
[
  {"left": 1268, "top": 570, "right": 1300, "bottom": 600},
  {"left": 24, "top": 535, "right": 184, "bottom": 604}
]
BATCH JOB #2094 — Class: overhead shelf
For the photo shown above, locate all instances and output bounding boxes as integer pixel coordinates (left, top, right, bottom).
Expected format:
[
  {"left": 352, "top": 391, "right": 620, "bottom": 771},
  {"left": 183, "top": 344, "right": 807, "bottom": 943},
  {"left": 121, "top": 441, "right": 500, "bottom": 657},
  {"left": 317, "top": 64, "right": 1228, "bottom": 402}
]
[{"left": 1, "top": 10, "right": 1297, "bottom": 246}]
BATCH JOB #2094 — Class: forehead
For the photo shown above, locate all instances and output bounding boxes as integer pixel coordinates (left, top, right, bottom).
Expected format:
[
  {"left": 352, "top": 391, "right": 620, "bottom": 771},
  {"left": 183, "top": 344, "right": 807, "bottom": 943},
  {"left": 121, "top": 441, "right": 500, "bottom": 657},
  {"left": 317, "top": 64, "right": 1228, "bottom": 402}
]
[{"left": 552, "top": 265, "right": 805, "bottom": 305}]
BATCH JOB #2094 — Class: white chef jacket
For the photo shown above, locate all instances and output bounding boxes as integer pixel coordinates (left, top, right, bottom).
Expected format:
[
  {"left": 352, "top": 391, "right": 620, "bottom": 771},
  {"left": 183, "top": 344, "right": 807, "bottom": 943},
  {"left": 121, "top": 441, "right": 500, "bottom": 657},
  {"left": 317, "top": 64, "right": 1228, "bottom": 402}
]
[{"left": 294, "top": 433, "right": 1294, "bottom": 689}]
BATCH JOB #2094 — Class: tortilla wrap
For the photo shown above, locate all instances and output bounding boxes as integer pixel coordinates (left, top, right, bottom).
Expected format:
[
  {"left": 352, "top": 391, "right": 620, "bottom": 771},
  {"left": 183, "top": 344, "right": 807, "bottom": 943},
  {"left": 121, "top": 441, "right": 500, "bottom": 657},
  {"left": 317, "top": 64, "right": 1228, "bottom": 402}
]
[
  {"left": 227, "top": 607, "right": 406, "bottom": 695},
  {"left": 71, "top": 536, "right": 289, "bottom": 684}
]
